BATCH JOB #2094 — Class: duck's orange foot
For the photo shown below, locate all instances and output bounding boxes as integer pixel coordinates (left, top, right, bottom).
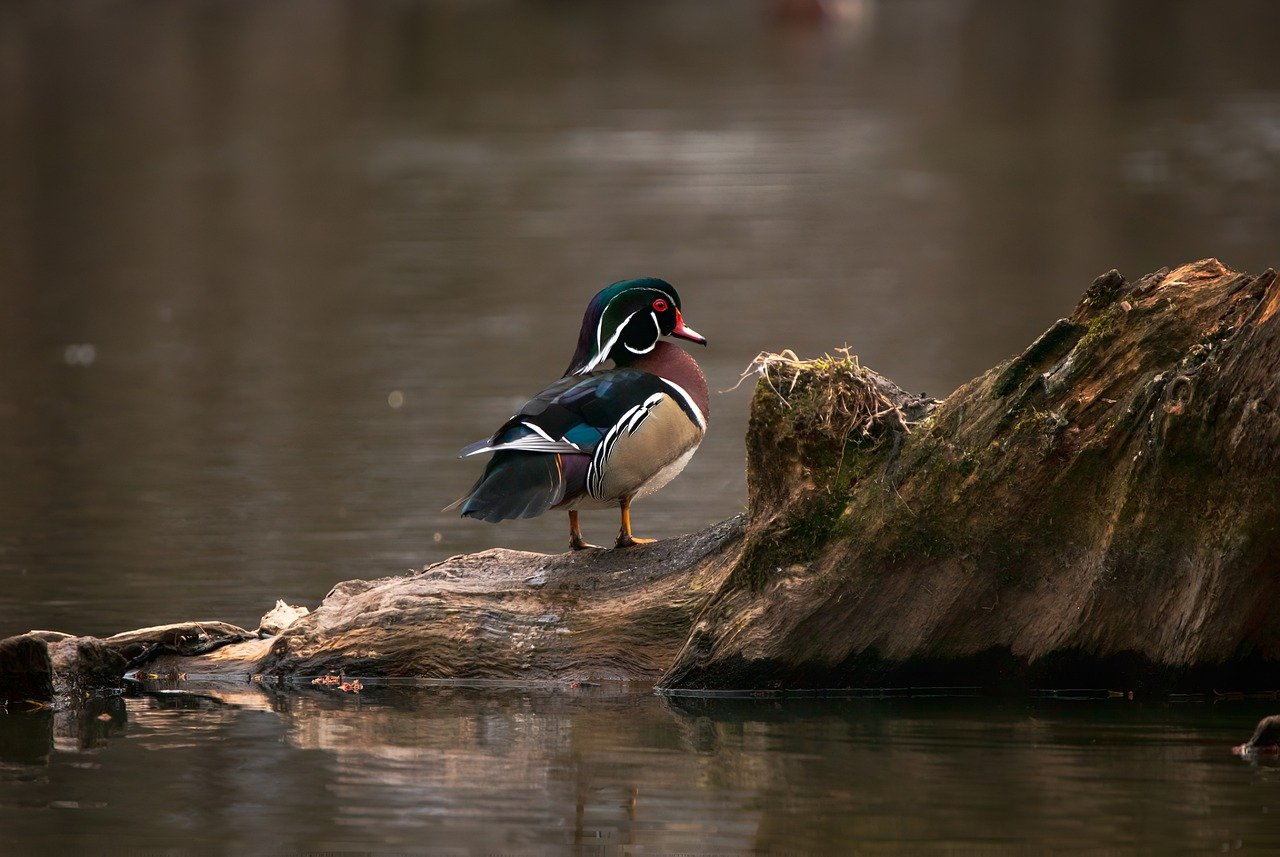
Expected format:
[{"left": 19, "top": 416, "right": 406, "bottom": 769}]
[
  {"left": 570, "top": 535, "right": 601, "bottom": 551},
  {"left": 615, "top": 535, "right": 657, "bottom": 549}
]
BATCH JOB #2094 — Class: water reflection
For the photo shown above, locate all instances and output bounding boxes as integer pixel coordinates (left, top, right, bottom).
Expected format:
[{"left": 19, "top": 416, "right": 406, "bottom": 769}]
[
  {"left": 3, "top": 686, "right": 1280, "bottom": 852},
  {"left": 4, "top": 2, "right": 1280, "bottom": 638}
]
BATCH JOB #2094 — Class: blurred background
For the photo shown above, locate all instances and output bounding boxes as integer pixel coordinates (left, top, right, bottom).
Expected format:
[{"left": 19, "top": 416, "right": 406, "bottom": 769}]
[{"left": 4, "top": 0, "right": 1280, "bottom": 636}]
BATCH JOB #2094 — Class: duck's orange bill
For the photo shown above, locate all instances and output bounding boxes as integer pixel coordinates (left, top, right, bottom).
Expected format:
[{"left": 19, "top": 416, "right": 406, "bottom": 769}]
[{"left": 670, "top": 309, "right": 707, "bottom": 345}]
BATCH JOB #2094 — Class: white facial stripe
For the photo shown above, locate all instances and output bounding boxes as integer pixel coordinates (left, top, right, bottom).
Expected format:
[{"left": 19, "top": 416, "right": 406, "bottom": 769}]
[
  {"left": 660, "top": 378, "right": 707, "bottom": 430},
  {"left": 592, "top": 311, "right": 605, "bottom": 365},
  {"left": 627, "top": 311, "right": 662, "bottom": 355},
  {"left": 577, "top": 289, "right": 673, "bottom": 374},
  {"left": 579, "top": 310, "right": 637, "bottom": 374},
  {"left": 624, "top": 313, "right": 661, "bottom": 355}
]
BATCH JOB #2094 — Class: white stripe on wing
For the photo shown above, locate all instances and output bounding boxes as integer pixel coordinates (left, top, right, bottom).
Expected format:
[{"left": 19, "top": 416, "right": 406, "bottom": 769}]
[{"left": 585, "top": 393, "right": 665, "bottom": 499}]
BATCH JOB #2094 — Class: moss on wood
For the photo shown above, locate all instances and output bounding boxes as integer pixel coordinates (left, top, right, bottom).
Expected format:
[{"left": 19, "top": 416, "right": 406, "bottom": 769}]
[{"left": 663, "top": 259, "right": 1280, "bottom": 693}]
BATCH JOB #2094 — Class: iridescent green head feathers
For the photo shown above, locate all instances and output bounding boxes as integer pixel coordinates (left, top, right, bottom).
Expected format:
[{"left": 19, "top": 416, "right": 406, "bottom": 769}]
[{"left": 563, "top": 278, "right": 706, "bottom": 376}]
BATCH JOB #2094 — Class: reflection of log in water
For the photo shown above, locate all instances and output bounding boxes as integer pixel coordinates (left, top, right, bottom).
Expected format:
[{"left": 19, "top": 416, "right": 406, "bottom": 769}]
[
  {"left": 5, "top": 260, "right": 1280, "bottom": 695},
  {"left": 1234, "top": 714, "right": 1280, "bottom": 757},
  {"left": 6, "top": 680, "right": 1273, "bottom": 850},
  {"left": 0, "top": 695, "right": 126, "bottom": 766}
]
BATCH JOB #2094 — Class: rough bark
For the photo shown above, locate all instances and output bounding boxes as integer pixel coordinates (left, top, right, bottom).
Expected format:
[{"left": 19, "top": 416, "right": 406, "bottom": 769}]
[{"left": 662, "top": 259, "right": 1280, "bottom": 693}]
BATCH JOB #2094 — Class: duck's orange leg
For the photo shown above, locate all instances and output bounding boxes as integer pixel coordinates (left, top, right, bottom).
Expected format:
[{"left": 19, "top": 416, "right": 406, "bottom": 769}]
[
  {"left": 615, "top": 497, "right": 656, "bottom": 548},
  {"left": 569, "top": 510, "right": 597, "bottom": 551}
]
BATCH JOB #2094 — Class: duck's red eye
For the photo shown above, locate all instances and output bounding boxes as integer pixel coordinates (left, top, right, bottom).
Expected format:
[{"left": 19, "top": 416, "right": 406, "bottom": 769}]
[{"left": 652, "top": 298, "right": 668, "bottom": 313}]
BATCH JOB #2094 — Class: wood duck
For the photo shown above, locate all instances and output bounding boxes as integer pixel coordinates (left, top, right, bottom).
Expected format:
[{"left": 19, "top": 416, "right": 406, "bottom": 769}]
[{"left": 453, "top": 278, "right": 709, "bottom": 550}]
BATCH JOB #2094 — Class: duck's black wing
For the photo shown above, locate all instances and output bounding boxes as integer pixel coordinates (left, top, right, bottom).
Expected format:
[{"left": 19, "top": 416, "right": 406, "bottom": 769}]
[
  {"left": 458, "top": 368, "right": 670, "bottom": 459},
  {"left": 454, "top": 368, "right": 672, "bottom": 522}
]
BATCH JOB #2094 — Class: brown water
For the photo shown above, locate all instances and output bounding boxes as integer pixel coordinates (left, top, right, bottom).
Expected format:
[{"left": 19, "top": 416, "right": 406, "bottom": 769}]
[
  {"left": 4, "top": 684, "right": 1280, "bottom": 855},
  {"left": 5, "top": 0, "right": 1280, "bottom": 637},
  {"left": 4, "top": 1, "right": 1280, "bottom": 851}
]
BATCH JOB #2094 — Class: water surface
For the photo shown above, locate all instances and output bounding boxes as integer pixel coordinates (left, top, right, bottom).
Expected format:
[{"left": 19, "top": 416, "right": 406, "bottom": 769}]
[
  {"left": 5, "top": 0, "right": 1280, "bottom": 635},
  {"left": 5, "top": 3, "right": 1280, "bottom": 851},
  {"left": 3, "top": 685, "right": 1280, "bottom": 854}
]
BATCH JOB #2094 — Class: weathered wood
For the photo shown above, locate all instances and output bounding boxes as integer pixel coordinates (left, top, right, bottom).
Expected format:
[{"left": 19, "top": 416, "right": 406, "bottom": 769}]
[
  {"left": 102, "top": 621, "right": 257, "bottom": 666},
  {"left": 0, "top": 623, "right": 256, "bottom": 705},
  {"left": 662, "top": 259, "right": 1280, "bottom": 693},
  {"left": 254, "top": 516, "right": 745, "bottom": 681}
]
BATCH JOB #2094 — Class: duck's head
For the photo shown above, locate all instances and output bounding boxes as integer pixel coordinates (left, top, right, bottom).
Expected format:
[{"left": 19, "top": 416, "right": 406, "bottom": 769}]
[{"left": 564, "top": 277, "right": 706, "bottom": 375}]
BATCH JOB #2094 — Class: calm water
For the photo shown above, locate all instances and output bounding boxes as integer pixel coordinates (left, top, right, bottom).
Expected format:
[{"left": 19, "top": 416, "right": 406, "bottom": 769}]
[
  {"left": 5, "top": 1, "right": 1280, "bottom": 852},
  {"left": 2, "top": 685, "right": 1280, "bottom": 855},
  {"left": 5, "top": 0, "right": 1280, "bottom": 636}
]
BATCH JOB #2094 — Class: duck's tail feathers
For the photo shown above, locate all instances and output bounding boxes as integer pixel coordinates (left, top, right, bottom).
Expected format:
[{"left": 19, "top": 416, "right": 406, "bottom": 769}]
[{"left": 455, "top": 452, "right": 567, "bottom": 523}]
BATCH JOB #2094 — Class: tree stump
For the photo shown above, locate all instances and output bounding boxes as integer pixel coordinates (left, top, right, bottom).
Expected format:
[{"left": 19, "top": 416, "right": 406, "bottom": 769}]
[{"left": 662, "top": 259, "right": 1280, "bottom": 693}]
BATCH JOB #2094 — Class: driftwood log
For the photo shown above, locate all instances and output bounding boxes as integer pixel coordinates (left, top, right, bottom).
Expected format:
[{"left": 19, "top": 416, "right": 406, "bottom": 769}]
[
  {"left": 1, "top": 521, "right": 745, "bottom": 702},
  {"left": 5, "top": 259, "right": 1280, "bottom": 697},
  {"left": 0, "top": 623, "right": 256, "bottom": 707},
  {"left": 259, "top": 518, "right": 744, "bottom": 680}
]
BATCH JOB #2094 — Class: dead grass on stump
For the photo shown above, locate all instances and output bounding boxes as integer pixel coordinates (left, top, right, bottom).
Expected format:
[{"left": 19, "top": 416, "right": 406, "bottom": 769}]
[{"left": 728, "top": 347, "right": 915, "bottom": 441}]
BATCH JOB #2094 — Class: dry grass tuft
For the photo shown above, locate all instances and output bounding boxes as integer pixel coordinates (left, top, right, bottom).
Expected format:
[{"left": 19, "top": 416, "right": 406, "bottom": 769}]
[{"left": 728, "top": 347, "right": 915, "bottom": 440}]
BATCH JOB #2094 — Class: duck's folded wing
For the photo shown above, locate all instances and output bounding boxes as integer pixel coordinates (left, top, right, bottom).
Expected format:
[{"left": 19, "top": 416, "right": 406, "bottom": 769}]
[
  {"left": 457, "top": 368, "right": 668, "bottom": 458},
  {"left": 457, "top": 434, "right": 582, "bottom": 457}
]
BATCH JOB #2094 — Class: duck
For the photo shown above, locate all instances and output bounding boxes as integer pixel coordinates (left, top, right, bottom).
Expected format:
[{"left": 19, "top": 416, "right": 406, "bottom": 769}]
[{"left": 452, "top": 278, "right": 708, "bottom": 550}]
